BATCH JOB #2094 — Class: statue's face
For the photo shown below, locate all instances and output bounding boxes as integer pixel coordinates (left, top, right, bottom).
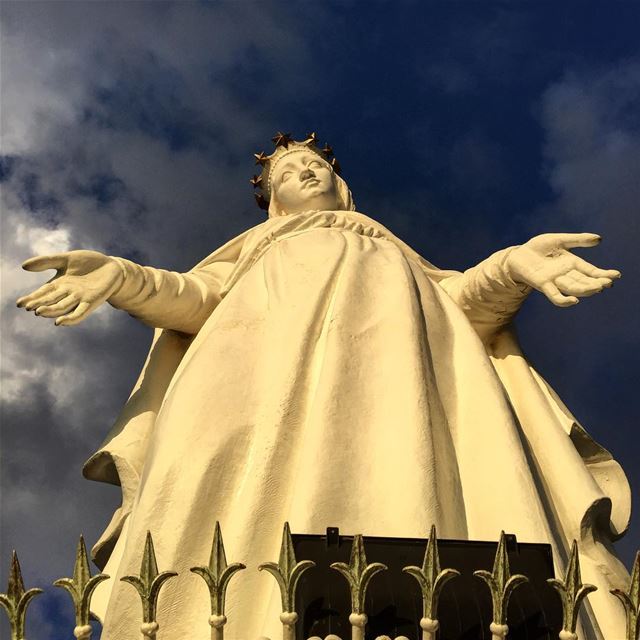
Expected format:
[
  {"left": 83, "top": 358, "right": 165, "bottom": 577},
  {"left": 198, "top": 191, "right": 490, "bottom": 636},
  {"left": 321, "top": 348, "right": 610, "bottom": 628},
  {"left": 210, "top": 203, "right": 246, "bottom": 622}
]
[{"left": 271, "top": 151, "right": 338, "bottom": 215}]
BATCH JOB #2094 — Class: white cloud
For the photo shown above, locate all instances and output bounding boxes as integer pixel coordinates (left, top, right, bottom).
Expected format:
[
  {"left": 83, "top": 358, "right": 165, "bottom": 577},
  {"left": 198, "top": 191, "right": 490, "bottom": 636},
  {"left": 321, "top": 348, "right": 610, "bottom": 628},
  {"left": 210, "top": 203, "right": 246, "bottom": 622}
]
[{"left": 539, "top": 60, "right": 640, "bottom": 227}]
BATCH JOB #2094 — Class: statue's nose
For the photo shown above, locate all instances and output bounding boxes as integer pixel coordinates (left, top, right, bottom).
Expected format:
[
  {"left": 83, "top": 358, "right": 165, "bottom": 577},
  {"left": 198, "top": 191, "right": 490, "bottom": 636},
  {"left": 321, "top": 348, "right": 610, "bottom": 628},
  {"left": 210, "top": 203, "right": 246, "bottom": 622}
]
[{"left": 299, "top": 168, "right": 315, "bottom": 181}]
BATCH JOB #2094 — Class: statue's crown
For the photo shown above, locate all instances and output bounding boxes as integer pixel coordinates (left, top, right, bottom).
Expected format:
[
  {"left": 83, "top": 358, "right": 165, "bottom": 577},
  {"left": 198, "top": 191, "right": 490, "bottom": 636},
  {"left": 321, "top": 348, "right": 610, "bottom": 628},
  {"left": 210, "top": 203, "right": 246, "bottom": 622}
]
[{"left": 251, "top": 132, "right": 341, "bottom": 211}]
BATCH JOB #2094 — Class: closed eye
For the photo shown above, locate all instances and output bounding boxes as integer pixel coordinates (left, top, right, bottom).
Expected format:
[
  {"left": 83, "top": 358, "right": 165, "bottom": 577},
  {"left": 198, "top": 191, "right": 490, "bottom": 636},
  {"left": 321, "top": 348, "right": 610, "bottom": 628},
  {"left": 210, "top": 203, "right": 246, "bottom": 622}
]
[{"left": 281, "top": 171, "right": 292, "bottom": 182}]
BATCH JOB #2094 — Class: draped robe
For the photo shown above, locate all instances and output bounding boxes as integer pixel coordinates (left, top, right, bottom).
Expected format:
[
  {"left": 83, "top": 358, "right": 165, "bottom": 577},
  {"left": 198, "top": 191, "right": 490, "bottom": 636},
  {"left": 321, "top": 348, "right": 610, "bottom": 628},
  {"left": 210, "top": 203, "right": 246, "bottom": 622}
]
[{"left": 84, "top": 210, "right": 631, "bottom": 639}]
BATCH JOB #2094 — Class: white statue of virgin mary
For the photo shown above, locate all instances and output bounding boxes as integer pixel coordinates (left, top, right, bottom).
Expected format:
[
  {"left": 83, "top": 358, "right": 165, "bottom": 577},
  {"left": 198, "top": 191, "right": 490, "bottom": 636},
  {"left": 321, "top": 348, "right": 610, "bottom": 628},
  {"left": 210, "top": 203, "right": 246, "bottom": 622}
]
[{"left": 17, "top": 133, "right": 632, "bottom": 639}]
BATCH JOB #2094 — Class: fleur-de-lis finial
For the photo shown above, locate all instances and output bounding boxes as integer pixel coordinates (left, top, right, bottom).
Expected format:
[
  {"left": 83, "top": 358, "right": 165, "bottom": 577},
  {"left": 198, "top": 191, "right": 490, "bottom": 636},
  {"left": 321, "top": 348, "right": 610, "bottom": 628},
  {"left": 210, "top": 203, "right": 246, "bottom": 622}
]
[
  {"left": 259, "top": 523, "right": 315, "bottom": 640},
  {"left": 610, "top": 551, "right": 640, "bottom": 640},
  {"left": 121, "top": 531, "right": 178, "bottom": 639},
  {"left": 547, "top": 540, "right": 597, "bottom": 640},
  {"left": 331, "top": 534, "right": 387, "bottom": 640},
  {"left": 0, "top": 550, "right": 43, "bottom": 640},
  {"left": 403, "top": 525, "right": 460, "bottom": 640},
  {"left": 191, "top": 521, "right": 246, "bottom": 640},
  {"left": 249, "top": 174, "right": 263, "bottom": 189},
  {"left": 474, "top": 532, "right": 529, "bottom": 639},
  {"left": 54, "top": 535, "right": 110, "bottom": 640}
]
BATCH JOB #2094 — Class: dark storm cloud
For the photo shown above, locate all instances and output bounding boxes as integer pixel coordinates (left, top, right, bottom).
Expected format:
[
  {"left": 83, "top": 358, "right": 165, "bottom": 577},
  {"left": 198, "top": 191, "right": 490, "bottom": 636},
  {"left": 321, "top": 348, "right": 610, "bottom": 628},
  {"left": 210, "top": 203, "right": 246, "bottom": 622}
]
[{"left": 0, "top": 0, "right": 326, "bottom": 269}]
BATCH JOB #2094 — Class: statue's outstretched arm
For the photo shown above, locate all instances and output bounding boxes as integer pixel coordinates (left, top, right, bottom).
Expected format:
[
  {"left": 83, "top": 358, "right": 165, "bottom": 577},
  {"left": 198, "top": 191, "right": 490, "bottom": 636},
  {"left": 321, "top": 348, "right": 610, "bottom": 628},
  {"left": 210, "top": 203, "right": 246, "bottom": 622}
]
[
  {"left": 17, "top": 250, "right": 231, "bottom": 334},
  {"left": 439, "top": 247, "right": 529, "bottom": 343},
  {"left": 108, "top": 257, "right": 231, "bottom": 333},
  {"left": 440, "top": 233, "right": 620, "bottom": 344}
]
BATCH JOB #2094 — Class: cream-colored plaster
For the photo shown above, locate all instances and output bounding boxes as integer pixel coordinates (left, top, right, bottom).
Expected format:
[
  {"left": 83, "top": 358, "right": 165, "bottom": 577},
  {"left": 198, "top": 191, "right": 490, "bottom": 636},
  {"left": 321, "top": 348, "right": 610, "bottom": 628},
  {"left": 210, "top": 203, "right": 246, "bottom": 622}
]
[{"left": 16, "top": 167, "right": 631, "bottom": 639}]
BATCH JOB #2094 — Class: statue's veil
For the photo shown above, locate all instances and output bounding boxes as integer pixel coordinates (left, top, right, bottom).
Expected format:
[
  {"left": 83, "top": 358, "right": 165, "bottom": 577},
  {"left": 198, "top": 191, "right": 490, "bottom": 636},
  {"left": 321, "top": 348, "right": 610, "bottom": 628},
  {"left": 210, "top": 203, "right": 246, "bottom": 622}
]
[{"left": 333, "top": 171, "right": 356, "bottom": 211}]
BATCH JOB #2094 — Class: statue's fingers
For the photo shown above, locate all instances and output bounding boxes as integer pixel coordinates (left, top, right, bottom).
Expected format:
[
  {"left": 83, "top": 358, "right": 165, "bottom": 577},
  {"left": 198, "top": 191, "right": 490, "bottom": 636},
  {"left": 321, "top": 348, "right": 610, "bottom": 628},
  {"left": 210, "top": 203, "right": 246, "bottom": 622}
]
[
  {"left": 22, "top": 288, "right": 69, "bottom": 311},
  {"left": 55, "top": 301, "right": 91, "bottom": 326},
  {"left": 569, "top": 269, "right": 613, "bottom": 290},
  {"left": 554, "top": 233, "right": 601, "bottom": 249},
  {"left": 17, "top": 283, "right": 57, "bottom": 308},
  {"left": 555, "top": 274, "right": 605, "bottom": 298},
  {"left": 36, "top": 295, "right": 79, "bottom": 318},
  {"left": 573, "top": 255, "right": 621, "bottom": 279},
  {"left": 21, "top": 254, "right": 68, "bottom": 273},
  {"left": 539, "top": 281, "right": 579, "bottom": 307}
]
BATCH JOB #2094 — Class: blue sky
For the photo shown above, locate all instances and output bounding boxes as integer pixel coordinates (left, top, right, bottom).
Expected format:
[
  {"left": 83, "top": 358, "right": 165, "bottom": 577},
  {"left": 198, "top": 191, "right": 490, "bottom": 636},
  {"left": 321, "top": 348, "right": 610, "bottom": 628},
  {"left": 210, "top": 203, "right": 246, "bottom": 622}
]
[{"left": 1, "top": 1, "right": 639, "bottom": 636}]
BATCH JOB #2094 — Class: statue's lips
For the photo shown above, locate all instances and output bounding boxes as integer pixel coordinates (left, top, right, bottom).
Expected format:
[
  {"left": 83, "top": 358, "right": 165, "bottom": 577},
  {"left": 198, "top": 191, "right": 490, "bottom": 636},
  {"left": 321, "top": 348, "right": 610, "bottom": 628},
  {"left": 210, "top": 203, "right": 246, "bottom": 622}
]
[{"left": 301, "top": 179, "right": 320, "bottom": 189}]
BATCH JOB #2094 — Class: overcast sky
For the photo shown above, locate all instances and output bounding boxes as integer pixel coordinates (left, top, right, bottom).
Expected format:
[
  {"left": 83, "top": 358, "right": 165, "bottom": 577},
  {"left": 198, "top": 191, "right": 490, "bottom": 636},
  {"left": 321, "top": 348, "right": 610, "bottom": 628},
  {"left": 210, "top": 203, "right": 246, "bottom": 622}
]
[{"left": 1, "top": 1, "right": 639, "bottom": 637}]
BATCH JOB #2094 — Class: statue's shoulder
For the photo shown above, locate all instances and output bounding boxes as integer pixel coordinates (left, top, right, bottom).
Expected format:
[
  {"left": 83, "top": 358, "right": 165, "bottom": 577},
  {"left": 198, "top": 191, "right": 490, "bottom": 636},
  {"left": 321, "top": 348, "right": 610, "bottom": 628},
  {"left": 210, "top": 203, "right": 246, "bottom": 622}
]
[{"left": 192, "top": 222, "right": 269, "bottom": 271}]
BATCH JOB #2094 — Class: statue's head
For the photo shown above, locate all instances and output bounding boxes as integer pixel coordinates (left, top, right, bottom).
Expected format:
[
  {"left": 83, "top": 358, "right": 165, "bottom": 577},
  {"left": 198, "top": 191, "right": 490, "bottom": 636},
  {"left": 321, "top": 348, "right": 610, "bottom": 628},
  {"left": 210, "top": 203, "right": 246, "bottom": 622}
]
[{"left": 251, "top": 132, "right": 355, "bottom": 217}]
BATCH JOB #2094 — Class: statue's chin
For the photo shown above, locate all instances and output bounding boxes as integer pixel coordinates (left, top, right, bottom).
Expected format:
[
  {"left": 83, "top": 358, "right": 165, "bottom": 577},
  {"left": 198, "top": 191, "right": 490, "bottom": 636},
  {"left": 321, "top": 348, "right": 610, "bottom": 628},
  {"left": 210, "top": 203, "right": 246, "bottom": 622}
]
[{"left": 270, "top": 190, "right": 340, "bottom": 217}]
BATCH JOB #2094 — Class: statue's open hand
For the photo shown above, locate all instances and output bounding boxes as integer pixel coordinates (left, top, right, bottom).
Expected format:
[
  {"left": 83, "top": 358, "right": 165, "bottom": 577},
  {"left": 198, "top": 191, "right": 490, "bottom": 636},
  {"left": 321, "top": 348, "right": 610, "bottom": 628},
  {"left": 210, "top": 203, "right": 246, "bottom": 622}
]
[
  {"left": 506, "top": 233, "right": 621, "bottom": 307},
  {"left": 16, "top": 250, "right": 123, "bottom": 325}
]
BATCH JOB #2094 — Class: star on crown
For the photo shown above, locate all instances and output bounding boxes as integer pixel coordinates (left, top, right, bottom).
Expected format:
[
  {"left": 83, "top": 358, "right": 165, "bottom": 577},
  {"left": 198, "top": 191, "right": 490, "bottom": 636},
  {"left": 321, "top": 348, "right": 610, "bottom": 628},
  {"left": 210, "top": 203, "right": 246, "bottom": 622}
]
[{"left": 250, "top": 132, "right": 341, "bottom": 211}]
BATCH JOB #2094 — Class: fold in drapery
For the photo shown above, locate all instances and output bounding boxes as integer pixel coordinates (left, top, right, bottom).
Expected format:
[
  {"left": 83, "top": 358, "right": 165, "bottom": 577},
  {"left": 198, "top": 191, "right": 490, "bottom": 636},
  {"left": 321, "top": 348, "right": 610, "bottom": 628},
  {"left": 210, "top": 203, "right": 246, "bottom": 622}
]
[{"left": 84, "top": 210, "right": 631, "bottom": 639}]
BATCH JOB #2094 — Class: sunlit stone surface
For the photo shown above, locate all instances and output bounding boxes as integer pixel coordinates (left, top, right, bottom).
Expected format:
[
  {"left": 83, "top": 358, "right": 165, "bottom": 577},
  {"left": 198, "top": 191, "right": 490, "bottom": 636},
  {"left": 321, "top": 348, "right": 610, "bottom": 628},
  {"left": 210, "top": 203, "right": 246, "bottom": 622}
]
[{"left": 17, "top": 138, "right": 631, "bottom": 639}]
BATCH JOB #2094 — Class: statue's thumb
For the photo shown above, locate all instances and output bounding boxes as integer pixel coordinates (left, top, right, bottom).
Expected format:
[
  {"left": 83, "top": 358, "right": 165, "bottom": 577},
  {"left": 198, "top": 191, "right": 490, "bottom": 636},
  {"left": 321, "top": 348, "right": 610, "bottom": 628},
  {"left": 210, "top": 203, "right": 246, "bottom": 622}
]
[{"left": 22, "top": 254, "right": 67, "bottom": 272}]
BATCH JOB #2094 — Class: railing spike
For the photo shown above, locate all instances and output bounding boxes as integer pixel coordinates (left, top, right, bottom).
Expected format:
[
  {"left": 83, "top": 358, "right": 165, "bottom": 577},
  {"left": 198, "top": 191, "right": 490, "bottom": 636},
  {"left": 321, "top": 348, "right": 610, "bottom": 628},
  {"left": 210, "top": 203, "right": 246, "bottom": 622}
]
[
  {"left": 547, "top": 540, "right": 597, "bottom": 640},
  {"left": 54, "top": 535, "right": 110, "bottom": 640},
  {"left": 0, "top": 550, "right": 43, "bottom": 640},
  {"left": 610, "top": 550, "right": 640, "bottom": 640},
  {"left": 191, "top": 521, "right": 246, "bottom": 640},
  {"left": 330, "top": 534, "right": 387, "bottom": 640},
  {"left": 403, "top": 525, "right": 460, "bottom": 640},
  {"left": 474, "top": 532, "right": 529, "bottom": 639},
  {"left": 120, "top": 531, "right": 178, "bottom": 640},
  {"left": 259, "top": 522, "right": 315, "bottom": 640}
]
